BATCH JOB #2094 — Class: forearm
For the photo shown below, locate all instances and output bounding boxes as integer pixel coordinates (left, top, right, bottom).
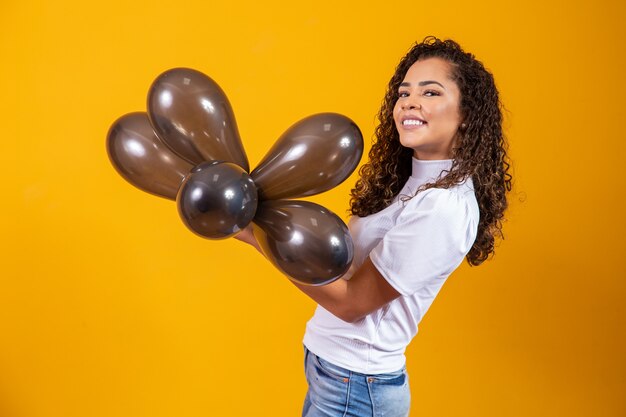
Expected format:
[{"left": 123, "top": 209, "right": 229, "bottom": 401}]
[
  {"left": 235, "top": 225, "right": 399, "bottom": 322},
  {"left": 290, "top": 278, "right": 355, "bottom": 322},
  {"left": 291, "top": 257, "right": 393, "bottom": 323},
  {"left": 235, "top": 224, "right": 357, "bottom": 320}
]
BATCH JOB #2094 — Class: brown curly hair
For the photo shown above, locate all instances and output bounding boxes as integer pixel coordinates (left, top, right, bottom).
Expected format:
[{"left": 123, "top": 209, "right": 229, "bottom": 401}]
[{"left": 350, "top": 36, "right": 512, "bottom": 266}]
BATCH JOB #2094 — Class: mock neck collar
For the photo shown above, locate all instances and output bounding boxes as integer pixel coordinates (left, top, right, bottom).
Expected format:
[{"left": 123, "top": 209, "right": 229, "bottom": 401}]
[{"left": 410, "top": 157, "right": 453, "bottom": 182}]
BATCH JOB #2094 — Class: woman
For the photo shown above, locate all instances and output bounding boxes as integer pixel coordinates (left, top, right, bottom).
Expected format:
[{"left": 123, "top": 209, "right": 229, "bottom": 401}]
[{"left": 237, "top": 36, "right": 512, "bottom": 417}]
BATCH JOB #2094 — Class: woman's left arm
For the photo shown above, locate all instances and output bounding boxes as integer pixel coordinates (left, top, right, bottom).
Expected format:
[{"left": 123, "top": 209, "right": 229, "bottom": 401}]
[
  {"left": 235, "top": 225, "right": 400, "bottom": 323},
  {"left": 291, "top": 256, "right": 400, "bottom": 322}
]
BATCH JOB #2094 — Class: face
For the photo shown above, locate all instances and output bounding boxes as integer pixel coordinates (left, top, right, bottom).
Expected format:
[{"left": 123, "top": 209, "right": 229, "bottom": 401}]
[{"left": 393, "top": 57, "right": 463, "bottom": 160}]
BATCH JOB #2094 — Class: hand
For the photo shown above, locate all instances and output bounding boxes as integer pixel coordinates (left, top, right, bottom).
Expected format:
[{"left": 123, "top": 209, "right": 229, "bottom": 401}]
[{"left": 234, "top": 224, "right": 262, "bottom": 253}]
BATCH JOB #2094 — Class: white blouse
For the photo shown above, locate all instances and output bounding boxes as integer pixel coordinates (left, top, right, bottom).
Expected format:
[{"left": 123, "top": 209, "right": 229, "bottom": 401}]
[{"left": 303, "top": 158, "right": 480, "bottom": 374}]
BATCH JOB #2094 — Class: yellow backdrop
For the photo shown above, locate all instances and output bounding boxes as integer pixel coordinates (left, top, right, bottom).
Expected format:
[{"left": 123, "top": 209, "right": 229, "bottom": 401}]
[{"left": 1, "top": 0, "right": 624, "bottom": 416}]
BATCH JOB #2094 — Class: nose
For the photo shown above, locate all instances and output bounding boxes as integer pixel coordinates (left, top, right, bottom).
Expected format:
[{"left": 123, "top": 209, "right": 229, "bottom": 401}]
[{"left": 401, "top": 102, "right": 421, "bottom": 111}]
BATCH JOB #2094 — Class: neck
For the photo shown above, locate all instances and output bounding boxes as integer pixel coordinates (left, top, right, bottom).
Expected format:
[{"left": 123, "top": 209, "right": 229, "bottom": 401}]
[{"left": 410, "top": 157, "right": 453, "bottom": 182}]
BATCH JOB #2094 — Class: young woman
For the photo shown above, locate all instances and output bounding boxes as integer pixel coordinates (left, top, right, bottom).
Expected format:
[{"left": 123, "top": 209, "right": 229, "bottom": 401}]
[{"left": 237, "top": 36, "right": 511, "bottom": 417}]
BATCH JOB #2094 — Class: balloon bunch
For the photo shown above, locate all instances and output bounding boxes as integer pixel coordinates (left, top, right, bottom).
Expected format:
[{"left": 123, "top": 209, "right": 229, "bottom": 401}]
[{"left": 107, "top": 68, "right": 363, "bottom": 286}]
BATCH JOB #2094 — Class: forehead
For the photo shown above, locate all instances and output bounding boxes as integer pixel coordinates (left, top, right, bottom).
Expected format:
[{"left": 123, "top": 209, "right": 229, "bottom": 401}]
[{"left": 402, "top": 57, "right": 455, "bottom": 83}]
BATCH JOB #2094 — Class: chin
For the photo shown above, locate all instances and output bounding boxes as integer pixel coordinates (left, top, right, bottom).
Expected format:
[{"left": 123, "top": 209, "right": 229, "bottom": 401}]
[{"left": 399, "top": 138, "right": 423, "bottom": 151}]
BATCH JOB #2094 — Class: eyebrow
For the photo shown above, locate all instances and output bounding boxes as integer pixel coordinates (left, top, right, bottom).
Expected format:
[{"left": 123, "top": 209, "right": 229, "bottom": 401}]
[{"left": 399, "top": 80, "right": 446, "bottom": 89}]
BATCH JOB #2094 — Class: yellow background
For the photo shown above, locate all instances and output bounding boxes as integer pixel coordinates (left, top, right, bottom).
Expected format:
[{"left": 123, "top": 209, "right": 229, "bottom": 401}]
[{"left": 1, "top": 0, "right": 624, "bottom": 416}]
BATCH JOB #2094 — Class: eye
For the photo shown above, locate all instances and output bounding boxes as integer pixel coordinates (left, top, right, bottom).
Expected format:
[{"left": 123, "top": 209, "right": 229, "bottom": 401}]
[
  {"left": 397, "top": 90, "right": 409, "bottom": 98},
  {"left": 424, "top": 90, "right": 441, "bottom": 97}
]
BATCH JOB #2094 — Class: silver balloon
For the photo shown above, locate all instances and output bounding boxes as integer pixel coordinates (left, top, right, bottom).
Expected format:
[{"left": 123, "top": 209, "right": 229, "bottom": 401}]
[
  {"left": 252, "top": 200, "right": 353, "bottom": 285},
  {"left": 250, "top": 113, "right": 363, "bottom": 200},
  {"left": 177, "top": 161, "right": 258, "bottom": 239}
]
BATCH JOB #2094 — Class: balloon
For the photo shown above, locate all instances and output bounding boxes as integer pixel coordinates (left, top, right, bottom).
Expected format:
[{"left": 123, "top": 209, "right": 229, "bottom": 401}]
[
  {"left": 252, "top": 200, "right": 353, "bottom": 285},
  {"left": 109, "top": 68, "right": 362, "bottom": 286},
  {"left": 106, "top": 112, "right": 193, "bottom": 200},
  {"left": 147, "top": 68, "right": 250, "bottom": 171},
  {"left": 177, "top": 161, "right": 258, "bottom": 239},
  {"left": 250, "top": 113, "right": 363, "bottom": 201}
]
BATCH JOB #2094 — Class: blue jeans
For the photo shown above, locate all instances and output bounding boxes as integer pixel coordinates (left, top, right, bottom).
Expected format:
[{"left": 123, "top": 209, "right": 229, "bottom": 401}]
[{"left": 302, "top": 347, "right": 411, "bottom": 417}]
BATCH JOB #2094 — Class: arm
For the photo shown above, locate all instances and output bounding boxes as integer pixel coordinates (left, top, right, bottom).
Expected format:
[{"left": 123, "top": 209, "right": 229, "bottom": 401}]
[{"left": 235, "top": 225, "right": 400, "bottom": 323}]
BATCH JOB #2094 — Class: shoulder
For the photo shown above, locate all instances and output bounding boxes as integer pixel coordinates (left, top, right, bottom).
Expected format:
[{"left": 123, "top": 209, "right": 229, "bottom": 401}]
[
  {"left": 369, "top": 180, "right": 480, "bottom": 296},
  {"left": 399, "top": 180, "right": 479, "bottom": 226}
]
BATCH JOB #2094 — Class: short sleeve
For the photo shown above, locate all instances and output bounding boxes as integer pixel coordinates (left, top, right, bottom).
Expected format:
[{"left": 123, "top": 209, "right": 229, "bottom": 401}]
[{"left": 369, "top": 188, "right": 478, "bottom": 296}]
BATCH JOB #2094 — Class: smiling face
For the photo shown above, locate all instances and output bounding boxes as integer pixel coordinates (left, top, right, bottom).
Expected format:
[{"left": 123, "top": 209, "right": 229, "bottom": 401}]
[{"left": 393, "top": 57, "right": 463, "bottom": 160}]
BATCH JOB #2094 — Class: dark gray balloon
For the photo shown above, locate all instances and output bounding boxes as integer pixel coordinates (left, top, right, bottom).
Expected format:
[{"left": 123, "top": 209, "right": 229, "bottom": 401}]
[
  {"left": 250, "top": 113, "right": 363, "bottom": 201},
  {"left": 106, "top": 112, "right": 193, "bottom": 200},
  {"left": 252, "top": 200, "right": 353, "bottom": 285},
  {"left": 177, "top": 161, "right": 258, "bottom": 239},
  {"left": 148, "top": 68, "right": 250, "bottom": 171}
]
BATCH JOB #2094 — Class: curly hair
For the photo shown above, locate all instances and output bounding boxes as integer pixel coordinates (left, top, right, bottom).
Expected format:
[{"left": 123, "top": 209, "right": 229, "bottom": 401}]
[{"left": 350, "top": 36, "right": 512, "bottom": 266}]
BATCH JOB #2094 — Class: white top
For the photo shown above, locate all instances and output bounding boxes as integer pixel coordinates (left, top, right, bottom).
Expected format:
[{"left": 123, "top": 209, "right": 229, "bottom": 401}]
[{"left": 303, "top": 158, "right": 480, "bottom": 374}]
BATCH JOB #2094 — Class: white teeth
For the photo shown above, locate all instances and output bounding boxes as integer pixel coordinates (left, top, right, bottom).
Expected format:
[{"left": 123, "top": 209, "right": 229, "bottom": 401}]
[{"left": 403, "top": 119, "right": 425, "bottom": 126}]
